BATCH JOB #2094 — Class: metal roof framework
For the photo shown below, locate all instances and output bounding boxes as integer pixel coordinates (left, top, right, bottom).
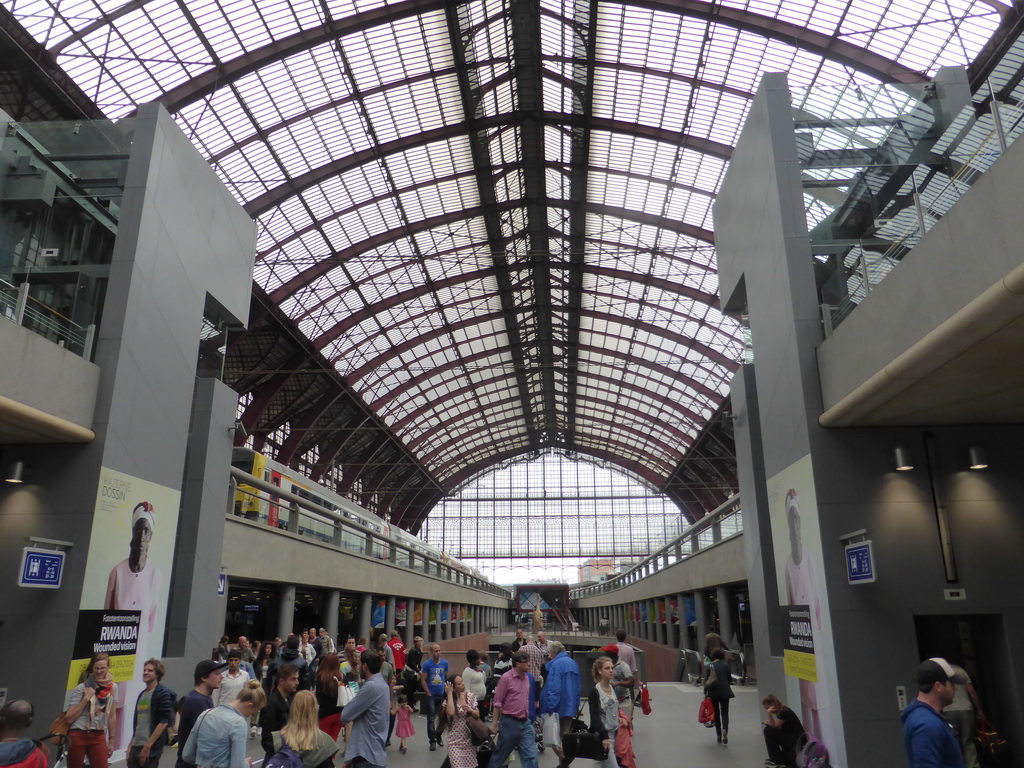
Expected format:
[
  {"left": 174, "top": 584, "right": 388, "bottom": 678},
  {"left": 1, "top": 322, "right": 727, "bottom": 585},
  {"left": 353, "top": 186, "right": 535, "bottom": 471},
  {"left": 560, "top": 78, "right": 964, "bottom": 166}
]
[{"left": 2, "top": 0, "right": 1015, "bottom": 531}]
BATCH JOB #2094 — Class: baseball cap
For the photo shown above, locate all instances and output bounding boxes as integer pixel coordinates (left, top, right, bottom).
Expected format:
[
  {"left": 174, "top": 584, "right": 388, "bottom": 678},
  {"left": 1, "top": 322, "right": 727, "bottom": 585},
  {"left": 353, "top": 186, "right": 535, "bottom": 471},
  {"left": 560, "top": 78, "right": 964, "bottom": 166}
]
[
  {"left": 916, "top": 657, "right": 967, "bottom": 687},
  {"left": 195, "top": 659, "right": 229, "bottom": 682},
  {"left": 601, "top": 644, "right": 620, "bottom": 655}
]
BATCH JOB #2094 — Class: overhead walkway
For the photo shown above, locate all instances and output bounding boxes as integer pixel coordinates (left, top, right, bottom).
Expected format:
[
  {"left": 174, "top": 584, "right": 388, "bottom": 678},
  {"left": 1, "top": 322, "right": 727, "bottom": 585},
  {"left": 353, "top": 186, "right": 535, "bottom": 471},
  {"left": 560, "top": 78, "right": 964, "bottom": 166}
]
[
  {"left": 218, "top": 469, "right": 750, "bottom": 672},
  {"left": 570, "top": 496, "right": 750, "bottom": 681},
  {"left": 221, "top": 467, "right": 511, "bottom": 644}
]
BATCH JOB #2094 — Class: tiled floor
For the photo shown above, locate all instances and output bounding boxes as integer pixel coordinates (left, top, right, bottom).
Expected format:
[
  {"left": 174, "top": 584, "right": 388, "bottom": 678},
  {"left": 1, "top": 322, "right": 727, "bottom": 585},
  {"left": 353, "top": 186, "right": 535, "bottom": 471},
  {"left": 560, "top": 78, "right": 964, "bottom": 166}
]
[{"left": 223, "top": 682, "right": 770, "bottom": 767}]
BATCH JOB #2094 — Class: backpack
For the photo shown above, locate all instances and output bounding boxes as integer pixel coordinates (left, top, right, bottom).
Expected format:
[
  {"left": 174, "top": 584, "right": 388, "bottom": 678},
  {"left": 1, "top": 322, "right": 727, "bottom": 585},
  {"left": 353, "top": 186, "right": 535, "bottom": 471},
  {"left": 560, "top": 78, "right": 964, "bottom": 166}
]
[
  {"left": 795, "top": 733, "right": 830, "bottom": 768},
  {"left": 264, "top": 740, "right": 304, "bottom": 768}
]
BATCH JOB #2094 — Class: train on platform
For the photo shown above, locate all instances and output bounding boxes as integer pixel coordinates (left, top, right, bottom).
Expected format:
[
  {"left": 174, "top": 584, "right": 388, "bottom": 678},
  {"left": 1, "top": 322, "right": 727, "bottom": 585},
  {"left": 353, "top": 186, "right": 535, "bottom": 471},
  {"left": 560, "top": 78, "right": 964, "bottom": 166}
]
[{"left": 231, "top": 447, "right": 483, "bottom": 580}]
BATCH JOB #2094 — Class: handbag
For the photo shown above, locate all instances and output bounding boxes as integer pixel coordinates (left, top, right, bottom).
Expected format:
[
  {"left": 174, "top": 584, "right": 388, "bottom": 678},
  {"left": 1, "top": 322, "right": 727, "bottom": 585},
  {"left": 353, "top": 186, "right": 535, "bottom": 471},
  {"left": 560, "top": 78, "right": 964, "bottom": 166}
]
[
  {"left": 337, "top": 683, "right": 357, "bottom": 707},
  {"left": 45, "top": 712, "right": 70, "bottom": 753},
  {"left": 563, "top": 730, "right": 608, "bottom": 761},
  {"left": 975, "top": 717, "right": 1009, "bottom": 757},
  {"left": 639, "top": 683, "right": 652, "bottom": 715},
  {"left": 467, "top": 715, "right": 490, "bottom": 746},
  {"left": 704, "top": 664, "right": 719, "bottom": 695},
  {"left": 474, "top": 738, "right": 495, "bottom": 768}
]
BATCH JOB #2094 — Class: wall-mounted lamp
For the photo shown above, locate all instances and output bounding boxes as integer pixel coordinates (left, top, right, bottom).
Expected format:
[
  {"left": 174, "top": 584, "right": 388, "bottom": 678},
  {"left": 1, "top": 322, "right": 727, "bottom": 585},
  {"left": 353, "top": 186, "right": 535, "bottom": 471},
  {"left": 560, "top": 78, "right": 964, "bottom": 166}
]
[
  {"left": 5, "top": 460, "right": 25, "bottom": 483},
  {"left": 968, "top": 446, "right": 988, "bottom": 470},
  {"left": 894, "top": 446, "right": 913, "bottom": 471}
]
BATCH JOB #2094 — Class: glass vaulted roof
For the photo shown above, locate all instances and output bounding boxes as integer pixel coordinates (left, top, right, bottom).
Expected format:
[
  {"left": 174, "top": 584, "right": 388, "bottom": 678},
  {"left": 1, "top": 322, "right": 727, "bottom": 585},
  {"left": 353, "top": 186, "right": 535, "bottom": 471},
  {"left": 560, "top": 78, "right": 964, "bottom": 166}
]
[{"left": 4, "top": 0, "right": 1006, "bottom": 497}]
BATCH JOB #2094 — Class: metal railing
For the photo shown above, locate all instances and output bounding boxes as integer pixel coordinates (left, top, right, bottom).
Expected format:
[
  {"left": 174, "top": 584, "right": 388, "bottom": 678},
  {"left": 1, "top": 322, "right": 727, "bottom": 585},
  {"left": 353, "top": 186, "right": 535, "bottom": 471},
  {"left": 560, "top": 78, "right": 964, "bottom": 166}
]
[
  {"left": 0, "top": 277, "right": 95, "bottom": 358},
  {"left": 815, "top": 95, "right": 1024, "bottom": 335},
  {"left": 570, "top": 494, "right": 743, "bottom": 599},
  {"left": 227, "top": 467, "right": 512, "bottom": 599}
]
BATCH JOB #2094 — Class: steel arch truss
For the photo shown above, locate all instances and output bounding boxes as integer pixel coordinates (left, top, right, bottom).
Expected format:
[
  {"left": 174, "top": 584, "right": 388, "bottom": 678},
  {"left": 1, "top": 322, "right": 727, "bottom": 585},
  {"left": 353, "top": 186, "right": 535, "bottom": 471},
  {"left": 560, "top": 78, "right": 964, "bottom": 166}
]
[{"left": 9, "top": 0, "right": 1013, "bottom": 531}]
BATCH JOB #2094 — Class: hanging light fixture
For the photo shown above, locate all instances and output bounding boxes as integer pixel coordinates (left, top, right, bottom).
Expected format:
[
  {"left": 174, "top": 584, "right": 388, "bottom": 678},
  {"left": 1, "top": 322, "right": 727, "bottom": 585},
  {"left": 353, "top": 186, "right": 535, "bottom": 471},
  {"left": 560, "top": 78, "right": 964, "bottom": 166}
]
[
  {"left": 5, "top": 460, "right": 24, "bottom": 483},
  {"left": 968, "top": 446, "right": 988, "bottom": 470},
  {"left": 894, "top": 447, "right": 913, "bottom": 472}
]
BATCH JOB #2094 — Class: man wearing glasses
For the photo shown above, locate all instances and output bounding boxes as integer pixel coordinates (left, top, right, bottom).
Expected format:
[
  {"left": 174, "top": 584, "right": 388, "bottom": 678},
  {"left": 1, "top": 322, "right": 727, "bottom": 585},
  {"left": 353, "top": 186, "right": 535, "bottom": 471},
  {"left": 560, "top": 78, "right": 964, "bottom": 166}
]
[{"left": 489, "top": 652, "right": 538, "bottom": 768}]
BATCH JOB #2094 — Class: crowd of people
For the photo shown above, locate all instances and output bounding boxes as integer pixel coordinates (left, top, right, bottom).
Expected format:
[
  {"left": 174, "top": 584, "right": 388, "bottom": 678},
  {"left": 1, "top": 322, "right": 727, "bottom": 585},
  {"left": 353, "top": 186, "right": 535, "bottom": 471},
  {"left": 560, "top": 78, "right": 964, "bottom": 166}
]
[{"left": 87, "top": 627, "right": 645, "bottom": 768}]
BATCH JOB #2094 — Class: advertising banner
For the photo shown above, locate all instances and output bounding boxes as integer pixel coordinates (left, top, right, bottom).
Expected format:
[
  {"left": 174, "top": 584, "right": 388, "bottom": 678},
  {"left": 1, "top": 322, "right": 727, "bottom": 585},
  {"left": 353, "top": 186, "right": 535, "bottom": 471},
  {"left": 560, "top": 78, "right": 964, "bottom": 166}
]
[
  {"left": 769, "top": 455, "right": 842, "bottom": 763},
  {"left": 396, "top": 600, "right": 407, "bottom": 628},
  {"left": 70, "top": 468, "right": 181, "bottom": 757},
  {"left": 372, "top": 600, "right": 386, "bottom": 629},
  {"left": 414, "top": 603, "right": 424, "bottom": 626}
]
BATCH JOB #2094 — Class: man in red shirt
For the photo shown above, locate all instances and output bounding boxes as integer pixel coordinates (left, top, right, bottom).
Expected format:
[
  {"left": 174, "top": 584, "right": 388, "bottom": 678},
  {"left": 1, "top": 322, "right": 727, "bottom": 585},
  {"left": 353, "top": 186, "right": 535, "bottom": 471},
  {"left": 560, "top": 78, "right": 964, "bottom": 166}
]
[{"left": 387, "top": 630, "right": 406, "bottom": 673}]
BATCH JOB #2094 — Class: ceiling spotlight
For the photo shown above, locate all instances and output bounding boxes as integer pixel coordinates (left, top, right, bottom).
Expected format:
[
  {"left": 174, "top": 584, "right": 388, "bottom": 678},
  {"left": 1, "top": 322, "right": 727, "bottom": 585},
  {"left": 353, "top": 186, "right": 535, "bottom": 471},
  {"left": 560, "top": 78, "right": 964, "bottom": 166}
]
[
  {"left": 894, "top": 447, "right": 913, "bottom": 472},
  {"left": 5, "top": 460, "right": 24, "bottom": 483},
  {"left": 968, "top": 446, "right": 988, "bottom": 470}
]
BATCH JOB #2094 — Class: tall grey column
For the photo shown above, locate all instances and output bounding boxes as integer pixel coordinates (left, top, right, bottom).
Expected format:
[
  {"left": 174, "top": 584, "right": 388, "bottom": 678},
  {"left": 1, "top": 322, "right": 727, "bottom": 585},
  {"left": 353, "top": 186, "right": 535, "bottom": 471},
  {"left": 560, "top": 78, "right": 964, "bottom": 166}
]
[
  {"left": 278, "top": 584, "right": 296, "bottom": 639},
  {"left": 405, "top": 598, "right": 416, "bottom": 647},
  {"left": 436, "top": 602, "right": 445, "bottom": 641},
  {"left": 421, "top": 600, "right": 431, "bottom": 642},
  {"left": 359, "top": 593, "right": 373, "bottom": 641},
  {"left": 386, "top": 595, "right": 397, "bottom": 635},
  {"left": 676, "top": 592, "right": 688, "bottom": 649},
  {"left": 693, "top": 590, "right": 710, "bottom": 645},
  {"left": 656, "top": 599, "right": 667, "bottom": 644},
  {"left": 716, "top": 586, "right": 735, "bottom": 648},
  {"left": 325, "top": 589, "right": 341, "bottom": 641}
]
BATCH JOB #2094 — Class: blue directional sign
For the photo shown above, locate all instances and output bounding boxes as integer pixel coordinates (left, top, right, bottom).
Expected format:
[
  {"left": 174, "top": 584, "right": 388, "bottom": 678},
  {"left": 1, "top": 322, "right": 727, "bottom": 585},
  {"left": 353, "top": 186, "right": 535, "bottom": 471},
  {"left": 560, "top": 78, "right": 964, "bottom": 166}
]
[
  {"left": 217, "top": 573, "right": 227, "bottom": 596},
  {"left": 19, "top": 548, "right": 65, "bottom": 588},
  {"left": 845, "top": 540, "right": 875, "bottom": 584}
]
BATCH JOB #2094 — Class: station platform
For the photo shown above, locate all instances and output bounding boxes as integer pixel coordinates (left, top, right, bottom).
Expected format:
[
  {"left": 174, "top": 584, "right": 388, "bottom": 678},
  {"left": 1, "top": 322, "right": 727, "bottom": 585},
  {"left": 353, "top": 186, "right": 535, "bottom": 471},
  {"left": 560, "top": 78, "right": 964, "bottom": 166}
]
[{"left": 184, "top": 682, "right": 769, "bottom": 767}]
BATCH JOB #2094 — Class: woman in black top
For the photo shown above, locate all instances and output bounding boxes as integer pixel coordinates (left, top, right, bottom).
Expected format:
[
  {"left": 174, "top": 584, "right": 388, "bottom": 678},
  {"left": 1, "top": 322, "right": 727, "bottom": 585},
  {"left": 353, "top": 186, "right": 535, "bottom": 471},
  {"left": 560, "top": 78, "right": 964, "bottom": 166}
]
[
  {"left": 254, "top": 642, "right": 277, "bottom": 690},
  {"left": 762, "top": 693, "right": 805, "bottom": 767},
  {"left": 314, "top": 653, "right": 343, "bottom": 741},
  {"left": 704, "top": 648, "right": 735, "bottom": 745}
]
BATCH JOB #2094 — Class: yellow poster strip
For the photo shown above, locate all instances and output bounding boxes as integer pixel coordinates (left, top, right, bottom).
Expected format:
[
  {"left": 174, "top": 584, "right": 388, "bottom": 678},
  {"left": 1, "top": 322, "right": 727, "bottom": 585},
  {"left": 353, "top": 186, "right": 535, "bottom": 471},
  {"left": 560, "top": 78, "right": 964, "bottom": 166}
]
[{"left": 784, "top": 649, "right": 818, "bottom": 682}]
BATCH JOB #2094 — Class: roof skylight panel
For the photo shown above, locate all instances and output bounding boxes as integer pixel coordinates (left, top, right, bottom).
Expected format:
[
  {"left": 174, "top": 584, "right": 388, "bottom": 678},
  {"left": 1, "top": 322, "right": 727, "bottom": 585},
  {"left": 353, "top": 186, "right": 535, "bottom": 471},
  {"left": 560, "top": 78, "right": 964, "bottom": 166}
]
[{"left": 7, "top": 0, "right": 76, "bottom": 42}]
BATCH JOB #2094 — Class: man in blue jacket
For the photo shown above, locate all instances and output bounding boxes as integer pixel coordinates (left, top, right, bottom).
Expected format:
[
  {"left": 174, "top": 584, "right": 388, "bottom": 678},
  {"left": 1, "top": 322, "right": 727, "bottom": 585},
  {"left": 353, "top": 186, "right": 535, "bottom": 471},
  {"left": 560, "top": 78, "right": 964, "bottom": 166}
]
[
  {"left": 538, "top": 641, "right": 581, "bottom": 759},
  {"left": 128, "top": 659, "right": 176, "bottom": 768},
  {"left": 901, "top": 657, "right": 967, "bottom": 768}
]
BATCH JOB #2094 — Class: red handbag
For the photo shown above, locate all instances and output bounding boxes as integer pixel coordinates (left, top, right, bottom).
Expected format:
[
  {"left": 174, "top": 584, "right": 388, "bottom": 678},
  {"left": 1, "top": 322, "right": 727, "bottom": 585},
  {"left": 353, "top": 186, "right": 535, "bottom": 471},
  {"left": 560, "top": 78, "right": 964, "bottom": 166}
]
[
  {"left": 698, "top": 696, "right": 715, "bottom": 727},
  {"left": 640, "top": 683, "right": 652, "bottom": 715}
]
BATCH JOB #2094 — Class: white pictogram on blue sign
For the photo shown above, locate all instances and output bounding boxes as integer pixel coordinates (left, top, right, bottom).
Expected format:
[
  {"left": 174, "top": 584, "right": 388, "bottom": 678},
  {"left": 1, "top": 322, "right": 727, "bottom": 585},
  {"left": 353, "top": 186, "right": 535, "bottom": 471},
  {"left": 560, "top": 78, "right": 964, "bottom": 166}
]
[
  {"left": 19, "top": 548, "right": 65, "bottom": 588},
  {"left": 845, "top": 541, "right": 875, "bottom": 584}
]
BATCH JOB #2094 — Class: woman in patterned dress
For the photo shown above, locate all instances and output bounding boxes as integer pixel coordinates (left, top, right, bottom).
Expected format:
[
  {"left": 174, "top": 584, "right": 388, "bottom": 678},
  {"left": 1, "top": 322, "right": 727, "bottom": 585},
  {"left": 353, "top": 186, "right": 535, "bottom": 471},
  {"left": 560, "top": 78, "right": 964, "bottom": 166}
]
[{"left": 443, "top": 674, "right": 481, "bottom": 768}]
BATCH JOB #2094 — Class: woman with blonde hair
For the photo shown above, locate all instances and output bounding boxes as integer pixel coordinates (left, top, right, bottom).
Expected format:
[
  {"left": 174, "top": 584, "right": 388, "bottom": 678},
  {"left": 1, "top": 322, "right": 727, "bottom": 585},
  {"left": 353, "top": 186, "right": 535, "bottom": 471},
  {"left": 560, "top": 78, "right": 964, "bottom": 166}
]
[
  {"left": 183, "top": 680, "right": 266, "bottom": 768},
  {"left": 584, "top": 656, "right": 618, "bottom": 768},
  {"left": 339, "top": 645, "right": 361, "bottom": 743},
  {"left": 272, "top": 691, "right": 339, "bottom": 768}
]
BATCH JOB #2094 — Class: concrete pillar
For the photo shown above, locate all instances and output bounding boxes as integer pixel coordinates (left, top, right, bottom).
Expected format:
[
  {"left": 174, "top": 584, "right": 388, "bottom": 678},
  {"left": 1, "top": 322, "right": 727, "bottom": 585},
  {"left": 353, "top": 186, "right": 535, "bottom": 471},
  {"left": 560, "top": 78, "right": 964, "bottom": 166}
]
[
  {"left": 325, "top": 589, "right": 341, "bottom": 641},
  {"left": 436, "top": 602, "right": 445, "bottom": 641},
  {"left": 421, "top": 600, "right": 431, "bottom": 642},
  {"left": 359, "top": 593, "right": 373, "bottom": 642},
  {"left": 716, "top": 586, "right": 735, "bottom": 648},
  {"left": 693, "top": 590, "right": 710, "bottom": 643},
  {"left": 278, "top": 584, "right": 296, "bottom": 639},
  {"left": 386, "top": 595, "right": 396, "bottom": 635},
  {"left": 405, "top": 598, "right": 416, "bottom": 648},
  {"left": 676, "top": 592, "right": 687, "bottom": 649}
]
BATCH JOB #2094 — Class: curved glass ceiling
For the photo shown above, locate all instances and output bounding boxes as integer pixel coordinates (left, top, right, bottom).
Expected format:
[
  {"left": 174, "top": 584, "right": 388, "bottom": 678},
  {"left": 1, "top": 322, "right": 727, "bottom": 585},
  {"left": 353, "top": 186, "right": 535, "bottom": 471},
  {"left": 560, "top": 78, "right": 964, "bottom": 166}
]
[{"left": 5, "top": 0, "right": 1005, "bottom": 496}]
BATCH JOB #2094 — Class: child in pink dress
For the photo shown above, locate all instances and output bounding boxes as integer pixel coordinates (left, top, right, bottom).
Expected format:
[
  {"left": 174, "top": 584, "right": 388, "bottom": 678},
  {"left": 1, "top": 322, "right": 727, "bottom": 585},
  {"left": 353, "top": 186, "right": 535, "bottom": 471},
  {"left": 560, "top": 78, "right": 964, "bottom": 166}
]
[{"left": 395, "top": 694, "right": 416, "bottom": 753}]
